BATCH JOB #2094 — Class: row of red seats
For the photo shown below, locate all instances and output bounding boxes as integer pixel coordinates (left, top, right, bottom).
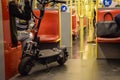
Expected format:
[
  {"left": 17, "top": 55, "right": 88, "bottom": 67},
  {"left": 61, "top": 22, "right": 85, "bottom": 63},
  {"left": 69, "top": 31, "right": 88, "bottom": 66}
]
[{"left": 96, "top": 9, "right": 120, "bottom": 43}]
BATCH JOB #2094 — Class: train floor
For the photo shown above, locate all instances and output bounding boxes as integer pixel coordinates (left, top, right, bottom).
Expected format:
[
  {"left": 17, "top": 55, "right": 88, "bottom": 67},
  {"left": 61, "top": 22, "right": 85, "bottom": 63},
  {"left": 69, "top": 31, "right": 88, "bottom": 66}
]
[{"left": 10, "top": 39, "right": 120, "bottom": 80}]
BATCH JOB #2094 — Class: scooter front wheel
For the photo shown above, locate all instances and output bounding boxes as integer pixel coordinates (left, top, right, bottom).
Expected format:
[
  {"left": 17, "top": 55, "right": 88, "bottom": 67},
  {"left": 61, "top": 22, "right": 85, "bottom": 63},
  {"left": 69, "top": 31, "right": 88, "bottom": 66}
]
[
  {"left": 57, "top": 51, "right": 68, "bottom": 65},
  {"left": 18, "top": 57, "right": 33, "bottom": 76}
]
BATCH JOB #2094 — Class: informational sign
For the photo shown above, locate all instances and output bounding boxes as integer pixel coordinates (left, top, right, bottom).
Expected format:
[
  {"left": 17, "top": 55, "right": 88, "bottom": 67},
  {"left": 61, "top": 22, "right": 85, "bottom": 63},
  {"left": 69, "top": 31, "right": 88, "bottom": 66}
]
[
  {"left": 103, "top": 0, "right": 112, "bottom": 7},
  {"left": 61, "top": 5, "right": 67, "bottom": 12}
]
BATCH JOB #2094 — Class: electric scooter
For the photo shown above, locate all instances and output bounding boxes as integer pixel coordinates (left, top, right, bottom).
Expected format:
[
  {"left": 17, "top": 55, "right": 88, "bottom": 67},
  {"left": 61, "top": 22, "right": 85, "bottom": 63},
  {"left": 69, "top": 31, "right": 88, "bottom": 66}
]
[{"left": 18, "top": 0, "right": 68, "bottom": 76}]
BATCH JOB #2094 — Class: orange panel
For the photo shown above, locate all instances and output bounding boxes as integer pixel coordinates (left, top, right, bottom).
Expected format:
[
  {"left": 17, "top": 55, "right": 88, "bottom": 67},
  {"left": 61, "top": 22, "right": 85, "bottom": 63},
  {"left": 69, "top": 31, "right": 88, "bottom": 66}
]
[
  {"left": 1, "top": 0, "right": 11, "bottom": 44},
  {"left": 83, "top": 17, "right": 87, "bottom": 27},
  {"left": 5, "top": 46, "right": 22, "bottom": 80}
]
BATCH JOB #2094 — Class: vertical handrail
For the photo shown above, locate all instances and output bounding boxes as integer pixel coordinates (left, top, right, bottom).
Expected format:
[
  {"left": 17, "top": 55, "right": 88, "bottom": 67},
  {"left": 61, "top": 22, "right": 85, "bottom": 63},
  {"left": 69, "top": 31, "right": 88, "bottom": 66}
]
[
  {"left": 96, "top": 0, "right": 98, "bottom": 59},
  {"left": 70, "top": 0, "right": 72, "bottom": 48},
  {"left": 118, "top": 0, "right": 120, "bottom": 5},
  {"left": 58, "top": 3, "right": 62, "bottom": 47},
  {"left": 87, "top": 0, "right": 95, "bottom": 42},
  {"left": 78, "top": 0, "right": 85, "bottom": 56}
]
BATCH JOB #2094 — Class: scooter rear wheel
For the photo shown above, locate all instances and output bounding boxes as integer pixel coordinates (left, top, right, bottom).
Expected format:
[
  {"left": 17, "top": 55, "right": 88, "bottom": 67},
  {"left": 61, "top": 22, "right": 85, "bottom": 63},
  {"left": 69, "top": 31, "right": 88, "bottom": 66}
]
[{"left": 18, "top": 57, "right": 33, "bottom": 76}]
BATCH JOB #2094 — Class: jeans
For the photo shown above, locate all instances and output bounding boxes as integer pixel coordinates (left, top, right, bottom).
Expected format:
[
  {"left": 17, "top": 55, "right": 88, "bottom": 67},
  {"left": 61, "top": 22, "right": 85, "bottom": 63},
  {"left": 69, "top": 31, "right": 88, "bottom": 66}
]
[{"left": 17, "top": 31, "right": 33, "bottom": 52}]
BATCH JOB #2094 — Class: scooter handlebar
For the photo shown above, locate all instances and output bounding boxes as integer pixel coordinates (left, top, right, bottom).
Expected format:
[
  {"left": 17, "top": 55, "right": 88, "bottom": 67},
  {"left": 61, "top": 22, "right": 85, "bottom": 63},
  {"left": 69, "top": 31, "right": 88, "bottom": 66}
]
[
  {"left": 53, "top": 0, "right": 66, "bottom": 4},
  {"left": 36, "top": 0, "right": 66, "bottom": 4}
]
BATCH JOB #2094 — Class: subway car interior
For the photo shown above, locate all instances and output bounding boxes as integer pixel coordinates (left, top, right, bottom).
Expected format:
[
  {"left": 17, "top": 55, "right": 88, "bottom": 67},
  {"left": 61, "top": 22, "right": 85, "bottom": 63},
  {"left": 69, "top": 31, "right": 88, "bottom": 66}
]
[{"left": 1, "top": 0, "right": 120, "bottom": 80}]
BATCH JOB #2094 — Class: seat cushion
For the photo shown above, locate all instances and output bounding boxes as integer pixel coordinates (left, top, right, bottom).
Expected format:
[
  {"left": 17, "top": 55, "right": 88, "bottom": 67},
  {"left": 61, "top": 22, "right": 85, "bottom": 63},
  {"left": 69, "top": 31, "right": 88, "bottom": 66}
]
[
  {"left": 96, "top": 37, "right": 120, "bottom": 43},
  {"left": 39, "top": 35, "right": 60, "bottom": 43}
]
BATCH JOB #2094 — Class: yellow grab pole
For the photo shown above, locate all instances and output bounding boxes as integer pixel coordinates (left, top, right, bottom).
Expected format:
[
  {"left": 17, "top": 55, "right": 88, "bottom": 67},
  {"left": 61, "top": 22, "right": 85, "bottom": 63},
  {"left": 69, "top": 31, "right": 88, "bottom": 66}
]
[
  {"left": 118, "top": 0, "right": 120, "bottom": 5},
  {"left": 70, "top": 0, "right": 73, "bottom": 48},
  {"left": 58, "top": 3, "right": 62, "bottom": 47},
  {"left": 66, "top": 0, "right": 69, "bottom": 6},
  {"left": 87, "top": 0, "right": 95, "bottom": 42},
  {"left": 96, "top": 0, "right": 98, "bottom": 59},
  {"left": 84, "top": 0, "right": 89, "bottom": 41},
  {"left": 78, "top": 0, "right": 85, "bottom": 54},
  {"left": 96, "top": 0, "right": 98, "bottom": 23}
]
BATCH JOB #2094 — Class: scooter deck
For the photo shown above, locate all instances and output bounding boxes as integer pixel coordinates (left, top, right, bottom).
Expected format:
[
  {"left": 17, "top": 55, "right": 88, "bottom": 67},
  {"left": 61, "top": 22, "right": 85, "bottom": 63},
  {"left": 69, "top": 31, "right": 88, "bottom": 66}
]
[{"left": 39, "top": 49, "right": 61, "bottom": 58}]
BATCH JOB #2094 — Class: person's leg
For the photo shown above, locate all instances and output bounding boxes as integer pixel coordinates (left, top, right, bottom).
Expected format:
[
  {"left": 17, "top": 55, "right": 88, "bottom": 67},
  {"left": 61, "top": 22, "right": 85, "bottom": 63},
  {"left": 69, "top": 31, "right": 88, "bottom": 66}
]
[{"left": 18, "top": 31, "right": 33, "bottom": 56}]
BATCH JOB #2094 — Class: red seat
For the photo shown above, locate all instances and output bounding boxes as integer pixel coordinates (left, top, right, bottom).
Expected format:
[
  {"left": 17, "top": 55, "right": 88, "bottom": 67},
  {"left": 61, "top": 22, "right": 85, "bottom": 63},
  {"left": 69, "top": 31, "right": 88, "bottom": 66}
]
[
  {"left": 96, "top": 37, "right": 120, "bottom": 43},
  {"left": 39, "top": 35, "right": 60, "bottom": 43},
  {"left": 96, "top": 9, "right": 120, "bottom": 43},
  {"left": 97, "top": 9, "right": 120, "bottom": 22},
  {"left": 72, "top": 15, "right": 77, "bottom": 36},
  {"left": 33, "top": 10, "right": 60, "bottom": 43}
]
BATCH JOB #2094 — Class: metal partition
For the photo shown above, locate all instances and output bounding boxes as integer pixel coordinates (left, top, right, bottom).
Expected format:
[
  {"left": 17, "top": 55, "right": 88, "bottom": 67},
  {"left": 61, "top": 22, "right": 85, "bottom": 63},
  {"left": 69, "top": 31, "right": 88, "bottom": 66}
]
[
  {"left": 59, "top": 0, "right": 72, "bottom": 54},
  {"left": 61, "top": 12, "right": 72, "bottom": 48}
]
